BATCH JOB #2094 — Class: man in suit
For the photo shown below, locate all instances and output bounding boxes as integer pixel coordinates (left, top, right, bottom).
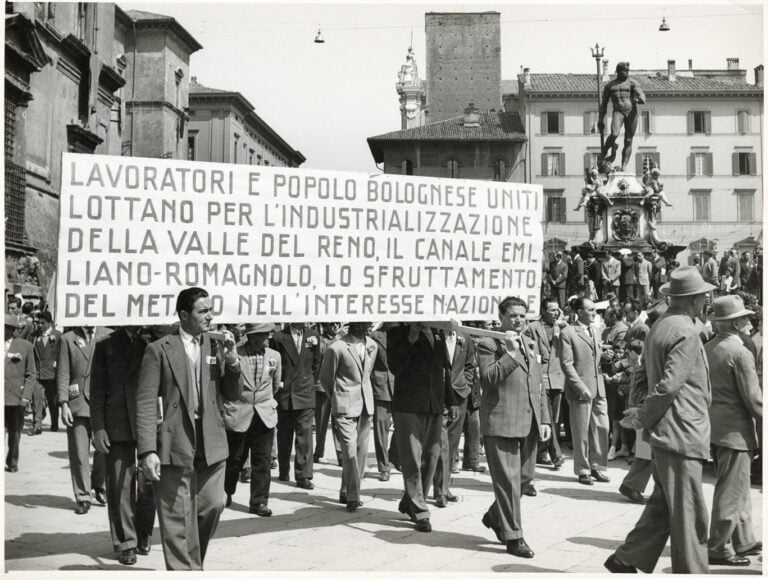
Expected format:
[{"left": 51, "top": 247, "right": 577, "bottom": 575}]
[
  {"left": 136, "top": 287, "right": 243, "bottom": 571},
  {"left": 388, "top": 322, "right": 457, "bottom": 532},
  {"left": 559, "top": 297, "right": 609, "bottom": 485},
  {"left": 478, "top": 296, "right": 551, "bottom": 558},
  {"left": 4, "top": 314, "right": 36, "bottom": 472},
  {"left": 270, "top": 322, "right": 322, "bottom": 488},
  {"left": 602, "top": 253, "right": 621, "bottom": 299},
  {"left": 462, "top": 332, "right": 485, "bottom": 473},
  {"left": 586, "top": 252, "right": 603, "bottom": 300},
  {"left": 433, "top": 328, "right": 476, "bottom": 507},
  {"left": 701, "top": 249, "right": 719, "bottom": 300},
  {"left": 320, "top": 322, "right": 377, "bottom": 511},
  {"left": 650, "top": 248, "right": 667, "bottom": 299},
  {"left": 549, "top": 252, "right": 569, "bottom": 308},
  {"left": 58, "top": 325, "right": 111, "bottom": 513},
  {"left": 314, "top": 322, "right": 342, "bottom": 465},
  {"left": 527, "top": 297, "right": 566, "bottom": 473},
  {"left": 705, "top": 296, "right": 762, "bottom": 566},
  {"left": 618, "top": 249, "right": 636, "bottom": 301},
  {"left": 92, "top": 326, "right": 157, "bottom": 565},
  {"left": 634, "top": 252, "right": 653, "bottom": 307},
  {"left": 370, "top": 324, "right": 396, "bottom": 481},
  {"left": 32, "top": 311, "right": 61, "bottom": 432},
  {"left": 605, "top": 267, "right": 715, "bottom": 574},
  {"left": 221, "top": 323, "right": 281, "bottom": 518},
  {"left": 568, "top": 248, "right": 586, "bottom": 298}
]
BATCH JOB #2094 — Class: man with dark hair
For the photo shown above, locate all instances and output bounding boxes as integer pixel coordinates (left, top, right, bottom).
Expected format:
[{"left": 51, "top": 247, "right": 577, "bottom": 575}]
[
  {"left": 568, "top": 248, "right": 586, "bottom": 298},
  {"left": 33, "top": 311, "right": 61, "bottom": 432},
  {"left": 4, "top": 314, "right": 36, "bottom": 472},
  {"left": 314, "top": 322, "right": 342, "bottom": 465},
  {"left": 136, "top": 287, "right": 243, "bottom": 570},
  {"left": 369, "top": 324, "right": 397, "bottom": 481},
  {"left": 635, "top": 252, "right": 653, "bottom": 307},
  {"left": 618, "top": 250, "right": 636, "bottom": 302},
  {"left": 549, "top": 252, "right": 569, "bottom": 309},
  {"left": 702, "top": 249, "right": 719, "bottom": 300},
  {"left": 388, "top": 322, "right": 457, "bottom": 533},
  {"left": 560, "top": 297, "right": 609, "bottom": 485},
  {"left": 479, "top": 296, "right": 551, "bottom": 558},
  {"left": 650, "top": 248, "right": 667, "bottom": 299},
  {"left": 6, "top": 296, "right": 21, "bottom": 317},
  {"left": 586, "top": 253, "right": 603, "bottom": 300}
]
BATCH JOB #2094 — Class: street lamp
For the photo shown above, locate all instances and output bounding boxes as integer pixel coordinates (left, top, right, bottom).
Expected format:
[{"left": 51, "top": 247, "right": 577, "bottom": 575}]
[{"left": 590, "top": 43, "right": 606, "bottom": 152}]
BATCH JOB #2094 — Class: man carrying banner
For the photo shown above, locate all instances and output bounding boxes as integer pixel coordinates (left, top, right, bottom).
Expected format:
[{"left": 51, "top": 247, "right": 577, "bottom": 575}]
[{"left": 136, "top": 287, "right": 243, "bottom": 571}]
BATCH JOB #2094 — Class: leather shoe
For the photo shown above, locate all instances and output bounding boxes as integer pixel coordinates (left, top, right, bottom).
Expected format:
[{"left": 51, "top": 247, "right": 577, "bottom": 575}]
[
  {"left": 346, "top": 500, "right": 363, "bottom": 512},
  {"left": 296, "top": 478, "right": 314, "bottom": 490},
  {"left": 74, "top": 501, "right": 91, "bottom": 515},
  {"left": 737, "top": 542, "right": 762, "bottom": 556},
  {"left": 415, "top": 519, "right": 432, "bottom": 532},
  {"left": 94, "top": 489, "right": 107, "bottom": 505},
  {"left": 118, "top": 548, "right": 137, "bottom": 566},
  {"left": 226, "top": 494, "right": 232, "bottom": 508},
  {"left": 709, "top": 554, "right": 751, "bottom": 566},
  {"left": 239, "top": 467, "right": 251, "bottom": 483},
  {"left": 434, "top": 495, "right": 448, "bottom": 508},
  {"left": 578, "top": 474, "right": 594, "bottom": 486},
  {"left": 378, "top": 471, "right": 390, "bottom": 482},
  {"left": 398, "top": 497, "right": 417, "bottom": 522},
  {"left": 604, "top": 553, "right": 637, "bottom": 573},
  {"left": 506, "top": 538, "right": 534, "bottom": 558},
  {"left": 136, "top": 536, "right": 151, "bottom": 556},
  {"left": 590, "top": 470, "right": 610, "bottom": 483},
  {"left": 250, "top": 503, "right": 272, "bottom": 517},
  {"left": 552, "top": 456, "right": 564, "bottom": 470},
  {"left": 482, "top": 512, "right": 503, "bottom": 543},
  {"left": 445, "top": 492, "right": 458, "bottom": 502},
  {"left": 278, "top": 473, "right": 289, "bottom": 482},
  {"left": 619, "top": 485, "right": 645, "bottom": 504},
  {"left": 339, "top": 492, "right": 348, "bottom": 505},
  {"left": 270, "top": 459, "right": 277, "bottom": 469},
  {"left": 537, "top": 455, "right": 552, "bottom": 465},
  {"left": 522, "top": 484, "right": 537, "bottom": 497},
  {"left": 4, "top": 465, "right": 18, "bottom": 473}
]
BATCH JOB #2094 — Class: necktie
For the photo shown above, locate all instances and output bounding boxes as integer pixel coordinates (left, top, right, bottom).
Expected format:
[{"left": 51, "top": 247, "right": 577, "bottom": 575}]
[
  {"left": 87, "top": 329, "right": 94, "bottom": 343},
  {"left": 295, "top": 331, "right": 302, "bottom": 352},
  {"left": 191, "top": 336, "right": 201, "bottom": 411},
  {"left": 446, "top": 332, "right": 456, "bottom": 362}
]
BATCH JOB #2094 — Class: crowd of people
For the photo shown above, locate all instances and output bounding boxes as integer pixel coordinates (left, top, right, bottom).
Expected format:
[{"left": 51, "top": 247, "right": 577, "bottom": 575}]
[{"left": 3, "top": 258, "right": 763, "bottom": 572}]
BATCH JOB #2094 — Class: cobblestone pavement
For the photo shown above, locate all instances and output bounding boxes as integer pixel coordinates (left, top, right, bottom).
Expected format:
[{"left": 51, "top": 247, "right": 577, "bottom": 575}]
[{"left": 4, "top": 417, "right": 763, "bottom": 574}]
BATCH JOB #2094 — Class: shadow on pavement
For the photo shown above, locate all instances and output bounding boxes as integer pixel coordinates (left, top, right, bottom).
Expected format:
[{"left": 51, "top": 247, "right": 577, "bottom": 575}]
[
  {"left": 541, "top": 488, "right": 630, "bottom": 503},
  {"left": 47, "top": 451, "right": 69, "bottom": 460},
  {"left": 60, "top": 564, "right": 156, "bottom": 571},
  {"left": 5, "top": 494, "right": 77, "bottom": 511},
  {"left": 492, "top": 562, "right": 561, "bottom": 573},
  {"left": 567, "top": 535, "right": 671, "bottom": 559},
  {"left": 6, "top": 532, "right": 111, "bottom": 561}
]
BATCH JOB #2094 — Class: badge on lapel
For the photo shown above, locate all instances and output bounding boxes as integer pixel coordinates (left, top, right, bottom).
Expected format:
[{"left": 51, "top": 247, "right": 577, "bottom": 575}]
[
  {"left": 206, "top": 355, "right": 217, "bottom": 365},
  {"left": 76, "top": 338, "right": 86, "bottom": 348},
  {"left": 6, "top": 352, "right": 21, "bottom": 362},
  {"left": 305, "top": 336, "right": 318, "bottom": 347}
]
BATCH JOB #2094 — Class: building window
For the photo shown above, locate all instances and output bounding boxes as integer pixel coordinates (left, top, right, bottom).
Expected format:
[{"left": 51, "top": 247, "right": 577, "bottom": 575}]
[
  {"left": 544, "top": 190, "right": 566, "bottom": 223},
  {"left": 687, "top": 110, "right": 711, "bottom": 134},
  {"left": 249, "top": 150, "right": 255, "bottom": 165},
  {"left": 257, "top": 154, "right": 262, "bottom": 165},
  {"left": 264, "top": 159, "right": 269, "bottom": 166},
  {"left": 5, "top": 98, "right": 27, "bottom": 245},
  {"left": 736, "top": 190, "right": 755, "bottom": 222},
  {"left": 541, "top": 111, "right": 563, "bottom": 135},
  {"left": 688, "top": 151, "right": 713, "bottom": 177},
  {"left": 402, "top": 160, "right": 413, "bottom": 175},
  {"left": 640, "top": 110, "right": 653, "bottom": 135},
  {"left": 493, "top": 159, "right": 506, "bottom": 181},
  {"left": 542, "top": 152, "right": 564, "bottom": 176},
  {"left": 637, "top": 151, "right": 660, "bottom": 174},
  {"left": 187, "top": 134, "right": 196, "bottom": 161},
  {"left": 737, "top": 110, "right": 750, "bottom": 134},
  {"left": 583, "top": 151, "right": 600, "bottom": 171},
  {"left": 233, "top": 138, "right": 239, "bottom": 163},
  {"left": 732, "top": 151, "right": 757, "bottom": 176},
  {"left": 447, "top": 159, "right": 459, "bottom": 178},
  {"left": 583, "top": 111, "right": 598, "bottom": 134},
  {"left": 691, "top": 190, "right": 711, "bottom": 222}
]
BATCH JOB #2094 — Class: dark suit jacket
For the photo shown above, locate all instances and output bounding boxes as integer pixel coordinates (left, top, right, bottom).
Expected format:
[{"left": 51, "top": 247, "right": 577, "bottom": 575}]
[
  {"left": 586, "top": 259, "right": 603, "bottom": 289},
  {"left": 477, "top": 336, "right": 550, "bottom": 438},
  {"left": 270, "top": 327, "right": 322, "bottom": 411},
  {"left": 369, "top": 330, "right": 394, "bottom": 402},
  {"left": 388, "top": 325, "right": 456, "bottom": 414},
  {"left": 5, "top": 337, "right": 36, "bottom": 405},
  {"left": 549, "top": 261, "right": 568, "bottom": 289},
  {"left": 526, "top": 320, "right": 564, "bottom": 392},
  {"left": 57, "top": 327, "right": 113, "bottom": 418},
  {"left": 33, "top": 330, "right": 61, "bottom": 381},
  {"left": 136, "top": 330, "right": 243, "bottom": 467},
  {"left": 446, "top": 330, "right": 476, "bottom": 400},
  {"left": 620, "top": 256, "right": 636, "bottom": 285},
  {"left": 91, "top": 329, "right": 147, "bottom": 442},
  {"left": 559, "top": 323, "right": 605, "bottom": 400},
  {"left": 221, "top": 345, "right": 280, "bottom": 432},
  {"left": 569, "top": 254, "right": 586, "bottom": 287},
  {"left": 651, "top": 256, "right": 667, "bottom": 286}
]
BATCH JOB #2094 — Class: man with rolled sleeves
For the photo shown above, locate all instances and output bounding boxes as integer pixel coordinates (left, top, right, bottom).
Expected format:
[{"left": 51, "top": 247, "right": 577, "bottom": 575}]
[
  {"left": 705, "top": 296, "right": 762, "bottom": 567},
  {"left": 91, "top": 326, "right": 156, "bottom": 565},
  {"left": 605, "top": 267, "right": 716, "bottom": 574},
  {"left": 4, "top": 314, "right": 36, "bottom": 472},
  {"left": 136, "top": 287, "right": 243, "bottom": 570},
  {"left": 369, "top": 324, "right": 396, "bottom": 481},
  {"left": 58, "top": 325, "right": 111, "bottom": 513},
  {"left": 478, "top": 296, "right": 551, "bottom": 558},
  {"left": 388, "top": 322, "right": 457, "bottom": 533}
]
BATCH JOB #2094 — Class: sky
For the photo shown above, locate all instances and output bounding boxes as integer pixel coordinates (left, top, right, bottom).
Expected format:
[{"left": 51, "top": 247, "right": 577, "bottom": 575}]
[{"left": 124, "top": 1, "right": 764, "bottom": 173}]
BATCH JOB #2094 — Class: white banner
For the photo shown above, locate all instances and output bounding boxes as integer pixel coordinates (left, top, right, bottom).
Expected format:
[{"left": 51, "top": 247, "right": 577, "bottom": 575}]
[{"left": 56, "top": 153, "right": 543, "bottom": 325}]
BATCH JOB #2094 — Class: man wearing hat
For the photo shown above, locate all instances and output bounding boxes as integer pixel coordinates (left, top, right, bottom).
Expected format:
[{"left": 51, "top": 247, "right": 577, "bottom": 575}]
[
  {"left": 221, "top": 323, "right": 281, "bottom": 517},
  {"left": 605, "top": 266, "right": 715, "bottom": 574},
  {"left": 4, "top": 314, "right": 36, "bottom": 472},
  {"left": 704, "top": 296, "right": 762, "bottom": 567}
]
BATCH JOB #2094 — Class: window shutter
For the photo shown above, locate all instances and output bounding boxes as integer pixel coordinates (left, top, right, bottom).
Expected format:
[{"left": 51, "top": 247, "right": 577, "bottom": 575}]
[
  {"left": 704, "top": 111, "right": 712, "bottom": 134},
  {"left": 559, "top": 152, "right": 566, "bottom": 175},
  {"left": 541, "top": 113, "right": 547, "bottom": 135},
  {"left": 559, "top": 198, "right": 566, "bottom": 223},
  {"left": 649, "top": 110, "right": 655, "bottom": 134},
  {"left": 687, "top": 111, "right": 694, "bottom": 134},
  {"left": 750, "top": 153, "right": 757, "bottom": 175},
  {"left": 705, "top": 153, "right": 713, "bottom": 177},
  {"left": 584, "top": 152, "right": 592, "bottom": 170},
  {"left": 541, "top": 153, "right": 547, "bottom": 176},
  {"left": 558, "top": 112, "right": 564, "bottom": 135},
  {"left": 653, "top": 152, "right": 661, "bottom": 170},
  {"left": 688, "top": 154, "right": 695, "bottom": 178},
  {"left": 583, "top": 112, "right": 591, "bottom": 134},
  {"left": 732, "top": 153, "right": 740, "bottom": 176},
  {"left": 635, "top": 153, "right": 642, "bottom": 175}
]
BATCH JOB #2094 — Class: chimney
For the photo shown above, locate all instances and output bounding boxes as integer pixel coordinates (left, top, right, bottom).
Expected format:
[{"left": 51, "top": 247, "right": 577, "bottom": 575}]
[
  {"left": 523, "top": 67, "right": 531, "bottom": 87},
  {"left": 463, "top": 103, "right": 480, "bottom": 127},
  {"left": 688, "top": 59, "right": 693, "bottom": 70},
  {"left": 667, "top": 60, "right": 676, "bottom": 82},
  {"left": 727, "top": 58, "right": 739, "bottom": 71},
  {"left": 191, "top": 76, "right": 197, "bottom": 84},
  {"left": 602, "top": 59, "right": 610, "bottom": 83},
  {"left": 755, "top": 65, "right": 764, "bottom": 88}
]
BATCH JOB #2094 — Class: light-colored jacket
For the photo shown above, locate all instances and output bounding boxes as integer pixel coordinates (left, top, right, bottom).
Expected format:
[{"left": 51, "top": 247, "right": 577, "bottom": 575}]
[
  {"left": 559, "top": 323, "right": 605, "bottom": 400},
  {"left": 221, "top": 345, "right": 281, "bottom": 432},
  {"left": 319, "top": 334, "right": 377, "bottom": 417}
]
